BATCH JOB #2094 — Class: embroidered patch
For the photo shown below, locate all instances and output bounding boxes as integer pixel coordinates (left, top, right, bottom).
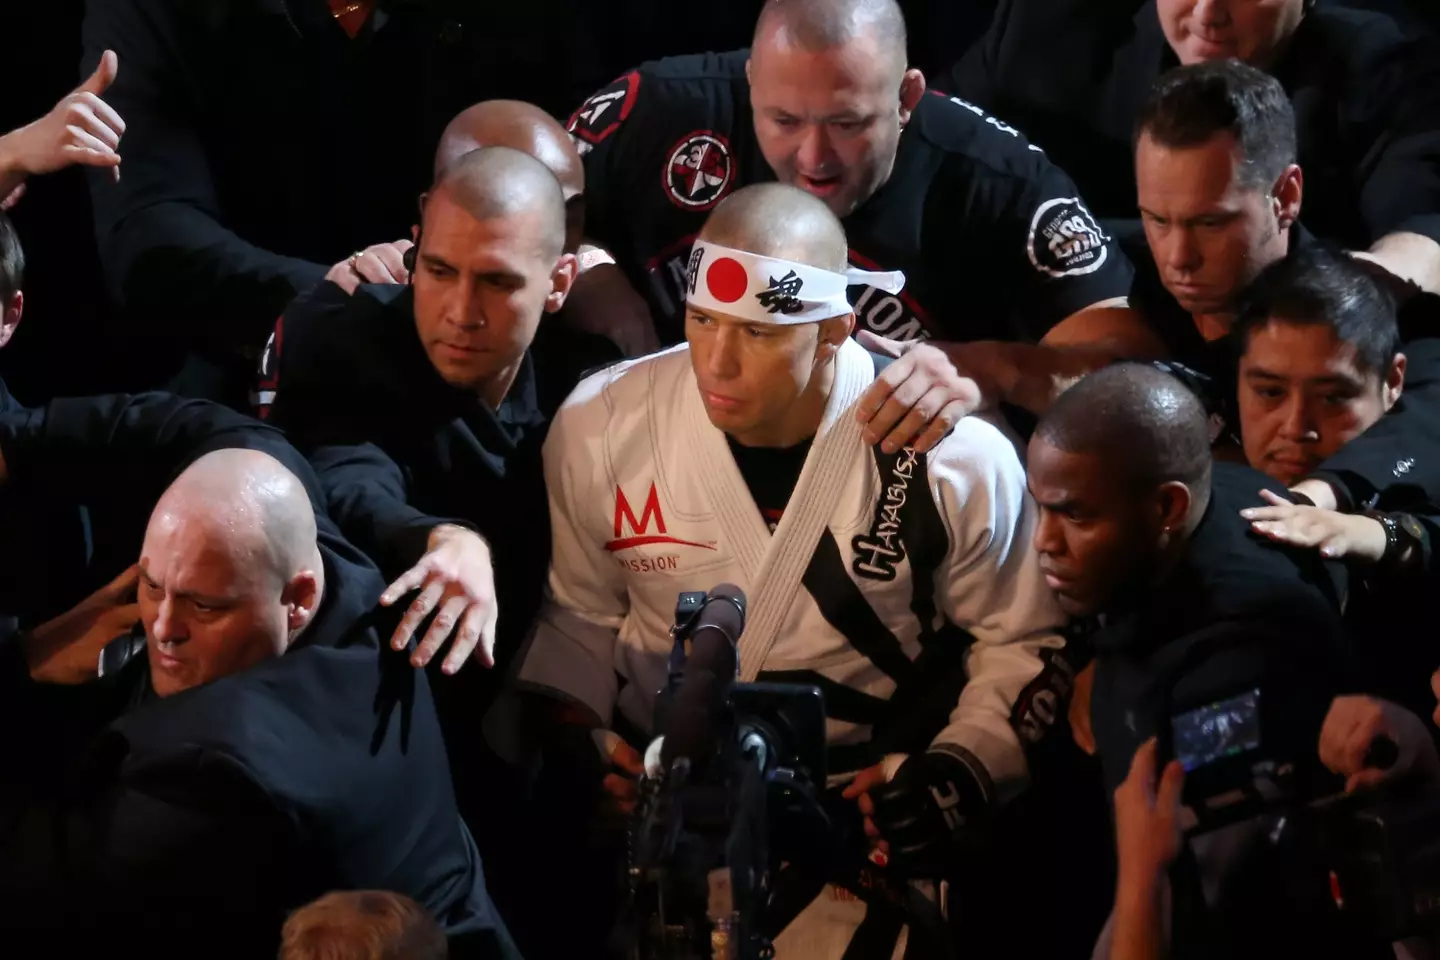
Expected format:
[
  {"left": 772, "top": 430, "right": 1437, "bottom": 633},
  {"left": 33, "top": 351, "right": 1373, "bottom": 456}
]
[{"left": 664, "top": 132, "right": 734, "bottom": 211}]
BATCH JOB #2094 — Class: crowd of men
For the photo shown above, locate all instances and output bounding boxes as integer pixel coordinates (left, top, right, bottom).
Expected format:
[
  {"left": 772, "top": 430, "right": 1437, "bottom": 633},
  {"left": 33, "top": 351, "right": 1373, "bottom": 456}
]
[{"left": 0, "top": 0, "right": 1438, "bottom": 957}]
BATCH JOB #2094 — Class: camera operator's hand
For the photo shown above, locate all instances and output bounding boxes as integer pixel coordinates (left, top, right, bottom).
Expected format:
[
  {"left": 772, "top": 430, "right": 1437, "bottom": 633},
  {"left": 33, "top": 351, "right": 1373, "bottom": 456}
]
[
  {"left": 600, "top": 734, "right": 644, "bottom": 816},
  {"left": 1319, "top": 695, "right": 1440, "bottom": 794},
  {"left": 1114, "top": 738, "right": 1185, "bottom": 884},
  {"left": 855, "top": 748, "right": 989, "bottom": 876}
]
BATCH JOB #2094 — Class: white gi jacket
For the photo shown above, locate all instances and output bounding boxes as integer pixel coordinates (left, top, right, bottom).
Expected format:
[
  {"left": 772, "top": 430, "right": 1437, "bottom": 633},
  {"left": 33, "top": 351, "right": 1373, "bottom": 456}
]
[{"left": 515, "top": 339, "right": 1065, "bottom": 957}]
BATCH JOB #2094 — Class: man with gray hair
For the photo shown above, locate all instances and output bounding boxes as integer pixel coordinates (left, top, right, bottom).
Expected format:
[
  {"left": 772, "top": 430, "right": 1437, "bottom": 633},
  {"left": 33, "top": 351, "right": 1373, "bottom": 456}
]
[{"left": 0, "top": 393, "right": 512, "bottom": 958}]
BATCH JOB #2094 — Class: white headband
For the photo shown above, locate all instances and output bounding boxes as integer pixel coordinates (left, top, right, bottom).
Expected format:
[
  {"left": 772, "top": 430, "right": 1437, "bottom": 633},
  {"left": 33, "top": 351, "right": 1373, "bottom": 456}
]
[{"left": 684, "top": 241, "right": 905, "bottom": 325}]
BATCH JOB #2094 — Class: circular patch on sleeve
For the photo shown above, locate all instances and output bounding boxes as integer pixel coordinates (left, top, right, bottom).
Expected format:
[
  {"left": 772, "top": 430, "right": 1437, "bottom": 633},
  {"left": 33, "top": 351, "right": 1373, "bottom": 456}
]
[
  {"left": 1026, "top": 197, "right": 1110, "bottom": 278},
  {"left": 664, "top": 132, "right": 734, "bottom": 211}
]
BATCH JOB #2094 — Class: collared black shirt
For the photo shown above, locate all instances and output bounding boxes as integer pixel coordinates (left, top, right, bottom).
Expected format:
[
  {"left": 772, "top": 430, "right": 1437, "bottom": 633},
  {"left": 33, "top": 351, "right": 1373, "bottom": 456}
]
[
  {"left": 948, "top": 0, "right": 1440, "bottom": 251},
  {"left": 264, "top": 282, "right": 619, "bottom": 659},
  {"left": 572, "top": 49, "right": 1133, "bottom": 346}
]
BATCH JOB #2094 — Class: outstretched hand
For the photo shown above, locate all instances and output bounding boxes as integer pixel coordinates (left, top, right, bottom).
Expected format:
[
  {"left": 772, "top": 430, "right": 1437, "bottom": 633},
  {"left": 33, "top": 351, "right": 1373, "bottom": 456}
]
[
  {"left": 380, "top": 525, "right": 498, "bottom": 673},
  {"left": 1241, "top": 489, "right": 1387, "bottom": 563}
]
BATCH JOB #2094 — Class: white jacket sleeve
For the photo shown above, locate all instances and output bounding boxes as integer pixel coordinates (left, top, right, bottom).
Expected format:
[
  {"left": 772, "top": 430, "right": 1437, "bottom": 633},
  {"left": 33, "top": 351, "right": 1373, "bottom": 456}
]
[
  {"left": 926, "top": 420, "right": 1066, "bottom": 806},
  {"left": 511, "top": 382, "right": 630, "bottom": 727}
]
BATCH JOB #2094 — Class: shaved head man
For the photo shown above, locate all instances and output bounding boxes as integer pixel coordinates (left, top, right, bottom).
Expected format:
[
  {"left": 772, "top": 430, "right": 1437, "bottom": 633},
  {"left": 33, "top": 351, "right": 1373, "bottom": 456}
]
[
  {"left": 413, "top": 146, "right": 577, "bottom": 407},
  {"left": 432, "top": 100, "right": 586, "bottom": 254},
  {"left": 1028, "top": 363, "right": 1213, "bottom": 616},
  {"left": 748, "top": 0, "right": 922, "bottom": 218},
  {"left": 140, "top": 448, "right": 324, "bottom": 697},
  {"left": 687, "top": 183, "right": 854, "bottom": 445}
]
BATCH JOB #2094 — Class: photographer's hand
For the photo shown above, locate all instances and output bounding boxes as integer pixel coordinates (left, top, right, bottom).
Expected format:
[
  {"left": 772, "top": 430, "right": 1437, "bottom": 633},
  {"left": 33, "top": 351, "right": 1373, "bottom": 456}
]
[
  {"left": 1319, "top": 695, "right": 1440, "bottom": 793},
  {"left": 1112, "top": 738, "right": 1183, "bottom": 960}
]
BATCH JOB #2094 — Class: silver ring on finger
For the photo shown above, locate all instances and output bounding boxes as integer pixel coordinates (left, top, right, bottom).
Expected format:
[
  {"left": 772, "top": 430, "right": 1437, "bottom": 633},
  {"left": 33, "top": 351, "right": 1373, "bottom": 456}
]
[{"left": 349, "top": 250, "right": 365, "bottom": 271}]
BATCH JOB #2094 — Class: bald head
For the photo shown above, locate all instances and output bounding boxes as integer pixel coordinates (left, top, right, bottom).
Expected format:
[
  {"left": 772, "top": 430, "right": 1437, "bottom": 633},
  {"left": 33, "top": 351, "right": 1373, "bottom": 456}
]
[
  {"left": 1037, "top": 363, "right": 1213, "bottom": 500},
  {"left": 699, "top": 183, "right": 848, "bottom": 273},
  {"left": 434, "top": 100, "right": 584, "bottom": 200},
  {"left": 429, "top": 146, "right": 567, "bottom": 261},
  {"left": 753, "top": 0, "right": 908, "bottom": 78},
  {"left": 153, "top": 449, "right": 319, "bottom": 585},
  {"left": 142, "top": 449, "right": 326, "bottom": 696}
]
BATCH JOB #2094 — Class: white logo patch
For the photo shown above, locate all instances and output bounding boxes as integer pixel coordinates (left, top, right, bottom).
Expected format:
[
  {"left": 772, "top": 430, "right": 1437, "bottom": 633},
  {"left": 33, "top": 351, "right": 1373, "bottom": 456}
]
[{"left": 1026, "top": 197, "right": 1109, "bottom": 278}]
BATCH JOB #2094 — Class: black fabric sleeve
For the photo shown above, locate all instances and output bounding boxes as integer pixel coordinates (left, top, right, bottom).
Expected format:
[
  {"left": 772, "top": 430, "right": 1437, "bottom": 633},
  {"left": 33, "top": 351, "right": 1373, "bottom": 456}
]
[
  {"left": 1352, "top": 35, "right": 1440, "bottom": 246},
  {"left": 0, "top": 393, "right": 323, "bottom": 511},
  {"left": 308, "top": 441, "right": 469, "bottom": 579},
  {"left": 979, "top": 158, "right": 1136, "bottom": 340},
  {"left": 943, "top": 0, "right": 1011, "bottom": 107},
  {"left": 565, "top": 70, "right": 645, "bottom": 256},
  {"left": 80, "top": 0, "right": 327, "bottom": 355},
  {"left": 1309, "top": 337, "right": 1440, "bottom": 511},
  {"left": 0, "top": 743, "right": 295, "bottom": 953}
]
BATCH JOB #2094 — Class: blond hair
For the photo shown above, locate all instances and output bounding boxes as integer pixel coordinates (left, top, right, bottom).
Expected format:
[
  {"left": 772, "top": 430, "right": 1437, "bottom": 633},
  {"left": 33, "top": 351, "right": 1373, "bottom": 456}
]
[{"left": 279, "top": 890, "right": 447, "bottom": 960}]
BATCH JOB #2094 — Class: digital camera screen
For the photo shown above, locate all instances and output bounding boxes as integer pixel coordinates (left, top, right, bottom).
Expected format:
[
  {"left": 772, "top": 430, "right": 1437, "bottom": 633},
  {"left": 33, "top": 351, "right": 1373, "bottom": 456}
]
[{"left": 1172, "top": 689, "right": 1261, "bottom": 772}]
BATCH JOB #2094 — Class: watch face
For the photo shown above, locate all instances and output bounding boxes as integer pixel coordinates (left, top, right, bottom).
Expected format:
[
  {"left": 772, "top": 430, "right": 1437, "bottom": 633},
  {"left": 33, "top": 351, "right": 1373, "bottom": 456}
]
[{"left": 1399, "top": 515, "right": 1426, "bottom": 541}]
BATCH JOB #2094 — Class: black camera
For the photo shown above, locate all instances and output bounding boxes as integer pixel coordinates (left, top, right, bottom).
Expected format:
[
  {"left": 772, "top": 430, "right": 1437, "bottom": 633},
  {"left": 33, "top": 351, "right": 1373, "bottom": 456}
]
[
  {"left": 1158, "top": 684, "right": 1440, "bottom": 941},
  {"left": 625, "top": 588, "right": 830, "bottom": 960}
]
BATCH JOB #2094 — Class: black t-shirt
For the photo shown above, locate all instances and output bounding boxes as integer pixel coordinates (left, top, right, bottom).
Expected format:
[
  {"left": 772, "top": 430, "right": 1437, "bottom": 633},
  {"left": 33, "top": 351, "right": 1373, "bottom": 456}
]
[
  {"left": 570, "top": 49, "right": 1134, "bottom": 346},
  {"left": 948, "top": 0, "right": 1440, "bottom": 251},
  {"left": 726, "top": 434, "right": 812, "bottom": 532}
]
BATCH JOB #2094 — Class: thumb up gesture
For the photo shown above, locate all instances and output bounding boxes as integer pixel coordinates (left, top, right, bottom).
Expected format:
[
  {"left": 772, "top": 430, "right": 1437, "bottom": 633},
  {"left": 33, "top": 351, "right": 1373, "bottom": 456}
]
[{"left": 1, "top": 50, "right": 126, "bottom": 187}]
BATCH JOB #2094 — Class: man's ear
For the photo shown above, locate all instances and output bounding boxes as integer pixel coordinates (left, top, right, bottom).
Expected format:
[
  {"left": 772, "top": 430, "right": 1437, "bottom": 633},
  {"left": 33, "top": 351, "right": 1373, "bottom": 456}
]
[
  {"left": 1272, "top": 164, "right": 1304, "bottom": 233},
  {"left": 545, "top": 253, "right": 581, "bottom": 314},
  {"left": 281, "top": 569, "right": 322, "bottom": 645},
  {"left": 816, "top": 313, "right": 855, "bottom": 362},
  {"left": 1383, "top": 352, "right": 1406, "bottom": 411},
  {"left": 1153, "top": 480, "right": 1193, "bottom": 540},
  {"left": 0, "top": 291, "right": 21, "bottom": 350},
  {"left": 898, "top": 69, "right": 927, "bottom": 127}
]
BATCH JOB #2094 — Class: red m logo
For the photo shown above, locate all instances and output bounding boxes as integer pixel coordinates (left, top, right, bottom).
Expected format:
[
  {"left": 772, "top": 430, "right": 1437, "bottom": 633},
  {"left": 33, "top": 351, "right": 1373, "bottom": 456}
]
[
  {"left": 604, "top": 483, "right": 715, "bottom": 553},
  {"left": 614, "top": 483, "right": 666, "bottom": 538}
]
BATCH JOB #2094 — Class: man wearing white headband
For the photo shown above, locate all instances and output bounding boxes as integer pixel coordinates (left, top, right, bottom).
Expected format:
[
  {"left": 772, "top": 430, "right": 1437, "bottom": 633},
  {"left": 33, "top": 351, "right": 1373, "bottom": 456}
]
[{"left": 504, "top": 184, "right": 1065, "bottom": 958}]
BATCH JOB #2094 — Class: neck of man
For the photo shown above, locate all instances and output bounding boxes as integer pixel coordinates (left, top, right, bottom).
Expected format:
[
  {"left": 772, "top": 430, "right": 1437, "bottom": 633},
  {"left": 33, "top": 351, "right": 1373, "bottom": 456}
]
[
  {"left": 1190, "top": 309, "right": 1235, "bottom": 342},
  {"left": 728, "top": 361, "right": 835, "bottom": 449},
  {"left": 477, "top": 360, "right": 523, "bottom": 411},
  {"left": 1149, "top": 489, "right": 1210, "bottom": 587}
]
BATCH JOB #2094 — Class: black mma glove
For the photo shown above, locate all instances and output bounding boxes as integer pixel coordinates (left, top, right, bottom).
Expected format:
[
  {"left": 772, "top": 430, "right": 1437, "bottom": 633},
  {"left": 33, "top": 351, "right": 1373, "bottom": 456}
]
[{"left": 869, "top": 747, "right": 990, "bottom": 877}]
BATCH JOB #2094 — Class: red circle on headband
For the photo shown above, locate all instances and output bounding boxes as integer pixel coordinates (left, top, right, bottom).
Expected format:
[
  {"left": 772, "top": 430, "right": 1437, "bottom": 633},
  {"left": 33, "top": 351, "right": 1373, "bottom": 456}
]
[{"left": 706, "top": 257, "right": 748, "bottom": 303}]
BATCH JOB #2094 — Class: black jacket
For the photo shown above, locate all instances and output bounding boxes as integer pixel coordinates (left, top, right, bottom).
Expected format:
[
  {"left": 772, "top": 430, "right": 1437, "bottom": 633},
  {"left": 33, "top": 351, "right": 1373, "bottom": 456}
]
[
  {"left": 0, "top": 393, "right": 513, "bottom": 957},
  {"left": 1090, "top": 463, "right": 1384, "bottom": 959},
  {"left": 78, "top": 0, "right": 624, "bottom": 406},
  {"left": 948, "top": 0, "right": 1440, "bottom": 251}
]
